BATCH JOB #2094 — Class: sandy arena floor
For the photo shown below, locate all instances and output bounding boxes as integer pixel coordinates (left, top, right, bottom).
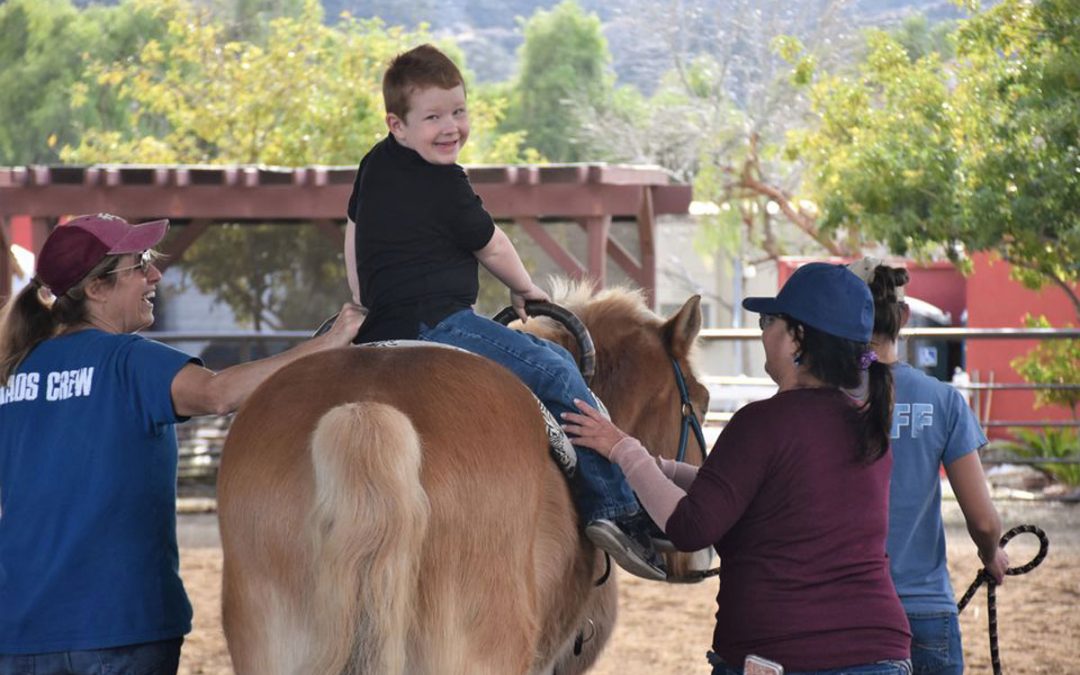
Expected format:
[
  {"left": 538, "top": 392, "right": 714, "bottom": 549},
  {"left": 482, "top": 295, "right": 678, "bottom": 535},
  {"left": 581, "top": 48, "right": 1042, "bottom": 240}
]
[{"left": 177, "top": 499, "right": 1079, "bottom": 674}]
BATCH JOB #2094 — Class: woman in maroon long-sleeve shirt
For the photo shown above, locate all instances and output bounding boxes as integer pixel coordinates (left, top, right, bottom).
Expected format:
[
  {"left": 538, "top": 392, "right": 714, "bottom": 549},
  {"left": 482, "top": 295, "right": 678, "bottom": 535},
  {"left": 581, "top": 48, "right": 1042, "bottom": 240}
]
[{"left": 563, "top": 263, "right": 912, "bottom": 674}]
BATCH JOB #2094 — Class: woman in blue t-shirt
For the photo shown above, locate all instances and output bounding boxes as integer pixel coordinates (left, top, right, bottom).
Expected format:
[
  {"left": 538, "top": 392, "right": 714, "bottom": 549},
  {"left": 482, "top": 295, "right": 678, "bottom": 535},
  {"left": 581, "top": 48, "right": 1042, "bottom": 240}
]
[
  {"left": 0, "top": 214, "right": 363, "bottom": 674},
  {"left": 848, "top": 258, "right": 1008, "bottom": 675}
]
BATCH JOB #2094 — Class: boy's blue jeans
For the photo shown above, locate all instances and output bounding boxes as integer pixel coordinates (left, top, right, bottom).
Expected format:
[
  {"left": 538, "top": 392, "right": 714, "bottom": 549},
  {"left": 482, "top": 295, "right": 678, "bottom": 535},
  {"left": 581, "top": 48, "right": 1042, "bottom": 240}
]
[{"left": 419, "top": 309, "right": 639, "bottom": 523}]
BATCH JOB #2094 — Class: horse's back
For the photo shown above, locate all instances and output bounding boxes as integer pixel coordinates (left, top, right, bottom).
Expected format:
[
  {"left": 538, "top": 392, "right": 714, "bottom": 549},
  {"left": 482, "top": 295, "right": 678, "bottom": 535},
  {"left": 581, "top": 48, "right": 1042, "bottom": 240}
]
[{"left": 218, "top": 346, "right": 586, "bottom": 674}]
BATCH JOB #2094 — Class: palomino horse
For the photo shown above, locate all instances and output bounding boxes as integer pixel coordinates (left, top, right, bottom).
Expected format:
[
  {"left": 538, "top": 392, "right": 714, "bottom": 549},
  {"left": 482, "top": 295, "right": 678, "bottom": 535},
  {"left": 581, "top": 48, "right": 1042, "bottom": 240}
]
[{"left": 217, "top": 286, "right": 710, "bottom": 674}]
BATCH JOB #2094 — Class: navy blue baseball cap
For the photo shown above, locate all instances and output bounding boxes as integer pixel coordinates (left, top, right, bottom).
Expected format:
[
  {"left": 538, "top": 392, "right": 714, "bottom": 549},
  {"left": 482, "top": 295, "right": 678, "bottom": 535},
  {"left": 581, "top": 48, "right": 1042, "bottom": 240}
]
[{"left": 742, "top": 262, "right": 873, "bottom": 343}]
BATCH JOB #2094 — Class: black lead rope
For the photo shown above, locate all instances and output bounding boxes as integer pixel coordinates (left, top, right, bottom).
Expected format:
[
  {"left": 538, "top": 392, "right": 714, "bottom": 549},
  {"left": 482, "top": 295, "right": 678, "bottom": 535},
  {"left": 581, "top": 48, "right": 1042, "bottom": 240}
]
[{"left": 956, "top": 524, "right": 1049, "bottom": 675}]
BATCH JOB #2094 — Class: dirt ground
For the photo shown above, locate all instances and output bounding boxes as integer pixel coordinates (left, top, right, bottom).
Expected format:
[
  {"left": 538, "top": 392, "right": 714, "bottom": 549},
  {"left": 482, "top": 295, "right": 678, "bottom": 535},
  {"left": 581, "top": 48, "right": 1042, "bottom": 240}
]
[{"left": 177, "top": 499, "right": 1079, "bottom": 674}]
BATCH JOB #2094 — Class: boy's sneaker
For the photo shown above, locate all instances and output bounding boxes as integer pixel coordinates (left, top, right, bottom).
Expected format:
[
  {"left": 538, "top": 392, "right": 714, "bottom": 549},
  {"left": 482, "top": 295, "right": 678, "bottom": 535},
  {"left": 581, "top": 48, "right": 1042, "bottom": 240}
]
[
  {"left": 585, "top": 515, "right": 667, "bottom": 582},
  {"left": 634, "top": 510, "right": 677, "bottom": 552}
]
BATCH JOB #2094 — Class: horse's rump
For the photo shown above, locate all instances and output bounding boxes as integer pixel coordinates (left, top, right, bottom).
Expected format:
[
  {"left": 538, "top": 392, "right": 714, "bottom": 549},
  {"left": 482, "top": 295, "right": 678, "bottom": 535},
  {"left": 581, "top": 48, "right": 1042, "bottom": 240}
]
[{"left": 219, "top": 346, "right": 594, "bottom": 674}]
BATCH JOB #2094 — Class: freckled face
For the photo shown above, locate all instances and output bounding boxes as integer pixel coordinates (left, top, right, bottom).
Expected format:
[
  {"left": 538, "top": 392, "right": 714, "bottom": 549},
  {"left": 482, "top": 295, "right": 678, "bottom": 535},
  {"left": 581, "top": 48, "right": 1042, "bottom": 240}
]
[{"left": 387, "top": 84, "right": 469, "bottom": 165}]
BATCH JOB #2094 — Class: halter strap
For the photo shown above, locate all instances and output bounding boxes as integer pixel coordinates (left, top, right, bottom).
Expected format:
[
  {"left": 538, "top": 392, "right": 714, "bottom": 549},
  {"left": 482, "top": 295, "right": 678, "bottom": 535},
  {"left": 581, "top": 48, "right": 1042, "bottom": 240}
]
[{"left": 671, "top": 357, "right": 707, "bottom": 463}]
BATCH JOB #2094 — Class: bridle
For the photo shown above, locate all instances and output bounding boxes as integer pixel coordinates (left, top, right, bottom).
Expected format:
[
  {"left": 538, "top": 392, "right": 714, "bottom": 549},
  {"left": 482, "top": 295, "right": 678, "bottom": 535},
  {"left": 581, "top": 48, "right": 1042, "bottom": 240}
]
[{"left": 671, "top": 357, "right": 707, "bottom": 463}]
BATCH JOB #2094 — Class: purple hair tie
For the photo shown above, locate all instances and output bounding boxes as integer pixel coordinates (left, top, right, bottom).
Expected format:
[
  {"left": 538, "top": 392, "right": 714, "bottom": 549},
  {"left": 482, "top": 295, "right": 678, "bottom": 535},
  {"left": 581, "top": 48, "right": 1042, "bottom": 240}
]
[{"left": 859, "top": 350, "right": 879, "bottom": 370}]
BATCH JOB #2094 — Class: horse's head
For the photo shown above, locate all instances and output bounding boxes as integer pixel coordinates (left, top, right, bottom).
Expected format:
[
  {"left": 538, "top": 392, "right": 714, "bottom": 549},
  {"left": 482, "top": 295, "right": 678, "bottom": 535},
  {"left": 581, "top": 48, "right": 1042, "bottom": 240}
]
[
  {"left": 526, "top": 281, "right": 710, "bottom": 466},
  {"left": 525, "top": 282, "right": 712, "bottom": 579}
]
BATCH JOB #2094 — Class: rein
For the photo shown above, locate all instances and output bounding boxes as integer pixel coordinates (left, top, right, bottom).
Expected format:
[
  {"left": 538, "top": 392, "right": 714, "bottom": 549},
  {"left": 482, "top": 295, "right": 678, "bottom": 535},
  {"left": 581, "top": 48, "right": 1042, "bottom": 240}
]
[{"left": 956, "top": 524, "right": 1049, "bottom": 675}]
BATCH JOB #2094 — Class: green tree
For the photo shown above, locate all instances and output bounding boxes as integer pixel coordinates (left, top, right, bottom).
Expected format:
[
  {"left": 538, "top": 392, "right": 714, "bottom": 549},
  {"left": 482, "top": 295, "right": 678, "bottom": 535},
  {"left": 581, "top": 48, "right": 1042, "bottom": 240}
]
[
  {"left": 503, "top": 0, "right": 614, "bottom": 162},
  {"left": 572, "top": 0, "right": 861, "bottom": 266},
  {"left": 0, "top": 0, "right": 170, "bottom": 165},
  {"left": 790, "top": 0, "right": 1080, "bottom": 317},
  {"left": 1011, "top": 315, "right": 1080, "bottom": 418}
]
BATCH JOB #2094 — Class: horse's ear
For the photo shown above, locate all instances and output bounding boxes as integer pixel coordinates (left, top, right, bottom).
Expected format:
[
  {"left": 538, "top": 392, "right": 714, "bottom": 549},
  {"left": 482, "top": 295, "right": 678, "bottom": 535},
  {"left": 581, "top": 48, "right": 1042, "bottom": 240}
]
[{"left": 660, "top": 295, "right": 702, "bottom": 358}]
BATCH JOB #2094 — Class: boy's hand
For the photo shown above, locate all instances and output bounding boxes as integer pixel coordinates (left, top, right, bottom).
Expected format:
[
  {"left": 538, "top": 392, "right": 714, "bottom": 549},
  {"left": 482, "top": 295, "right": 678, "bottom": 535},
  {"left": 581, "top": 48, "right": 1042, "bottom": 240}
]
[
  {"left": 324, "top": 302, "right": 366, "bottom": 346},
  {"left": 511, "top": 283, "right": 551, "bottom": 322}
]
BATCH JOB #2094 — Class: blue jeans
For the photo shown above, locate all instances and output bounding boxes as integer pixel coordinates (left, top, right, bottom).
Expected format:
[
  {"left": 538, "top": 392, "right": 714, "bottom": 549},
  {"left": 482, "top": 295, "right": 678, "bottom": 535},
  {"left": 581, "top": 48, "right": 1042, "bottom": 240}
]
[
  {"left": 708, "top": 652, "right": 913, "bottom": 675},
  {"left": 0, "top": 638, "right": 182, "bottom": 675},
  {"left": 419, "top": 309, "right": 639, "bottom": 522},
  {"left": 908, "top": 611, "right": 963, "bottom": 675}
]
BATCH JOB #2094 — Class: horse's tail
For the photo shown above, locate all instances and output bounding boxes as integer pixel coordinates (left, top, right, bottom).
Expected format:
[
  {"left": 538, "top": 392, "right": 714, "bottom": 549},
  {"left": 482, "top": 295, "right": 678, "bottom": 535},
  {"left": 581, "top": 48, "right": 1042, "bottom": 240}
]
[{"left": 305, "top": 401, "right": 430, "bottom": 674}]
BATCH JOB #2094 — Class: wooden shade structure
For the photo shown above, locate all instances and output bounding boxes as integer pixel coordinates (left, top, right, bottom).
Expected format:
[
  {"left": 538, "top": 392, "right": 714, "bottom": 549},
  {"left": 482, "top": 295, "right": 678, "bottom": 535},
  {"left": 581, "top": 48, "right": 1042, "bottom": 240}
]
[{"left": 0, "top": 164, "right": 691, "bottom": 305}]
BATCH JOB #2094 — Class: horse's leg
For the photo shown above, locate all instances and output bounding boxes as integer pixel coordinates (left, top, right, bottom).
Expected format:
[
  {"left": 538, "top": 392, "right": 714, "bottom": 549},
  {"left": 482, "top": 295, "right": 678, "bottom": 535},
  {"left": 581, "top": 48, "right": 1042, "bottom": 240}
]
[
  {"left": 220, "top": 554, "right": 311, "bottom": 674},
  {"left": 220, "top": 436, "right": 321, "bottom": 674},
  {"left": 407, "top": 431, "right": 552, "bottom": 674},
  {"left": 547, "top": 575, "right": 617, "bottom": 675},
  {"left": 524, "top": 465, "right": 617, "bottom": 674}
]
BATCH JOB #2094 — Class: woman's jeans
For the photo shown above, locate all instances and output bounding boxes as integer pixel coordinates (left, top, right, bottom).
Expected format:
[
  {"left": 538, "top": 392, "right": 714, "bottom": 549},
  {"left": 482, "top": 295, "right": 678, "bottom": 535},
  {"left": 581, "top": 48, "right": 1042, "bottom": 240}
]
[
  {"left": 708, "top": 652, "right": 913, "bottom": 675},
  {"left": 0, "top": 638, "right": 182, "bottom": 675},
  {"left": 908, "top": 611, "right": 963, "bottom": 675},
  {"left": 419, "top": 309, "right": 639, "bottom": 522}
]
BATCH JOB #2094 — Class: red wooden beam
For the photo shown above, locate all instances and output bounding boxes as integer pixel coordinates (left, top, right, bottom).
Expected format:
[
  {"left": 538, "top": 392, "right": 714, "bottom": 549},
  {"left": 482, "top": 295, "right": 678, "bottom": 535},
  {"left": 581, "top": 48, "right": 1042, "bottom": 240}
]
[{"left": 517, "top": 217, "right": 586, "bottom": 280}]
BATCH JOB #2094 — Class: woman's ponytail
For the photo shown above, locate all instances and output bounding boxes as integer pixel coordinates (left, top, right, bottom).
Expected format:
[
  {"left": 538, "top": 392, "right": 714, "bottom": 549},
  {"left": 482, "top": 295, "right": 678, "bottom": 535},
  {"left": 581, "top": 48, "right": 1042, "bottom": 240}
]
[
  {"left": 0, "top": 283, "right": 57, "bottom": 382},
  {"left": 857, "top": 358, "right": 894, "bottom": 463}
]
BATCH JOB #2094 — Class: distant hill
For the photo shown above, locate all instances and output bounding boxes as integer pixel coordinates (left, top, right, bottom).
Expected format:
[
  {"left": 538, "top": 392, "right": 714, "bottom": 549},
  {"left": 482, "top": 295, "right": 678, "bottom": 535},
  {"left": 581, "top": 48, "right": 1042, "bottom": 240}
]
[
  {"left": 72, "top": 0, "right": 973, "bottom": 86},
  {"left": 325, "top": 0, "right": 972, "bottom": 85}
]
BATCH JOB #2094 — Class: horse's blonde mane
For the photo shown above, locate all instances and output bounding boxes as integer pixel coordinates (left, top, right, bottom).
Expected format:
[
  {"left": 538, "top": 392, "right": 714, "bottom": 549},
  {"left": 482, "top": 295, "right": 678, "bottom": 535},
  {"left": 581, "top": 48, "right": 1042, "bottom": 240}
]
[{"left": 546, "top": 278, "right": 659, "bottom": 329}]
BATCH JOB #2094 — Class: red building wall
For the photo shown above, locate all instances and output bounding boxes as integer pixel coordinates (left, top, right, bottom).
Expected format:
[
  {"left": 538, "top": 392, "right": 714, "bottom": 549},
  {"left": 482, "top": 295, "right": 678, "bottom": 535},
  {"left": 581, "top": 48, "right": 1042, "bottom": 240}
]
[
  {"left": 965, "top": 252, "right": 1078, "bottom": 438},
  {"left": 904, "top": 262, "right": 967, "bottom": 325},
  {"left": 11, "top": 215, "right": 31, "bottom": 250}
]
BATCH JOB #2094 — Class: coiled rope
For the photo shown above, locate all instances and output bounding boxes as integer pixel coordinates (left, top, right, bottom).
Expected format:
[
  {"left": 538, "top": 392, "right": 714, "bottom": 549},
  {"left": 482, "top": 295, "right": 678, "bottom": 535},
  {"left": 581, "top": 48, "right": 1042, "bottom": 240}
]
[{"left": 956, "top": 524, "right": 1049, "bottom": 675}]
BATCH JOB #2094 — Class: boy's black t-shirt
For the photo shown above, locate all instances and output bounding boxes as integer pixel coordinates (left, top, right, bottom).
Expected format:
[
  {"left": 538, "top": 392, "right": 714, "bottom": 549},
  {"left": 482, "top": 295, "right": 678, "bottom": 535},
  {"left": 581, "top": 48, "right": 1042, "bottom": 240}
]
[{"left": 346, "top": 134, "right": 496, "bottom": 343}]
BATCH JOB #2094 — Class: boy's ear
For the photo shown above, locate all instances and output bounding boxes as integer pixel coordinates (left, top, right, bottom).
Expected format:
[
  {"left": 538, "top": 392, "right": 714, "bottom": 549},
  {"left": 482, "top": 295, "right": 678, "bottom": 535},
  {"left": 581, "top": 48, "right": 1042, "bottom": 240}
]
[{"left": 386, "top": 113, "right": 406, "bottom": 140}]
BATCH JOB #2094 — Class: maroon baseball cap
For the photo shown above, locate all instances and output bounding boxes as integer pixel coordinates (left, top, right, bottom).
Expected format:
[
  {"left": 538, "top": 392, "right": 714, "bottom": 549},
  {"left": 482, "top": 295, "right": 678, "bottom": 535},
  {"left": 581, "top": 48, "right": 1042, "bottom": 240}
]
[{"left": 35, "top": 213, "right": 169, "bottom": 296}]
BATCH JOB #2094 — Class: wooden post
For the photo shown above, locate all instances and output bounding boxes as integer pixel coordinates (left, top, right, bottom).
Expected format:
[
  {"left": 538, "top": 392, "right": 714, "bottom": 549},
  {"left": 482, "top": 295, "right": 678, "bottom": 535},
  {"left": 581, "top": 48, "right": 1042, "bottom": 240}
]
[
  {"left": 157, "top": 220, "right": 212, "bottom": 274},
  {"left": 582, "top": 215, "right": 611, "bottom": 289},
  {"left": 637, "top": 187, "right": 657, "bottom": 308}
]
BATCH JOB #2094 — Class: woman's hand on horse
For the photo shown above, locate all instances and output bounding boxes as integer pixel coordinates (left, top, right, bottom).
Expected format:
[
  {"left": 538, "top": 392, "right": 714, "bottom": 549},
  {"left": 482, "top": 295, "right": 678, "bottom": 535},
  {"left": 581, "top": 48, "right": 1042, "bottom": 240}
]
[
  {"left": 325, "top": 302, "right": 366, "bottom": 345},
  {"left": 561, "top": 399, "right": 629, "bottom": 459},
  {"left": 511, "top": 283, "right": 551, "bottom": 322}
]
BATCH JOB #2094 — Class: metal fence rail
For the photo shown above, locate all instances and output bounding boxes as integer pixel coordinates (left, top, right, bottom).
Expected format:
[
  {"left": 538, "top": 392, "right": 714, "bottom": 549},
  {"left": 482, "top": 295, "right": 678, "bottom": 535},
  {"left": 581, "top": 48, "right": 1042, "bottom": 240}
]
[{"left": 160, "top": 326, "right": 1078, "bottom": 481}]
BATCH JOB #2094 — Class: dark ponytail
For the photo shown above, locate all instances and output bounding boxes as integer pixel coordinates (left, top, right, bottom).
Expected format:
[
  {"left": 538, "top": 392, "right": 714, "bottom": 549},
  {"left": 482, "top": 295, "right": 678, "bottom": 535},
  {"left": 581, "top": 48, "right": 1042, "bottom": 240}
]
[
  {"left": 869, "top": 266, "right": 909, "bottom": 342},
  {"left": 858, "top": 359, "right": 894, "bottom": 463}
]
